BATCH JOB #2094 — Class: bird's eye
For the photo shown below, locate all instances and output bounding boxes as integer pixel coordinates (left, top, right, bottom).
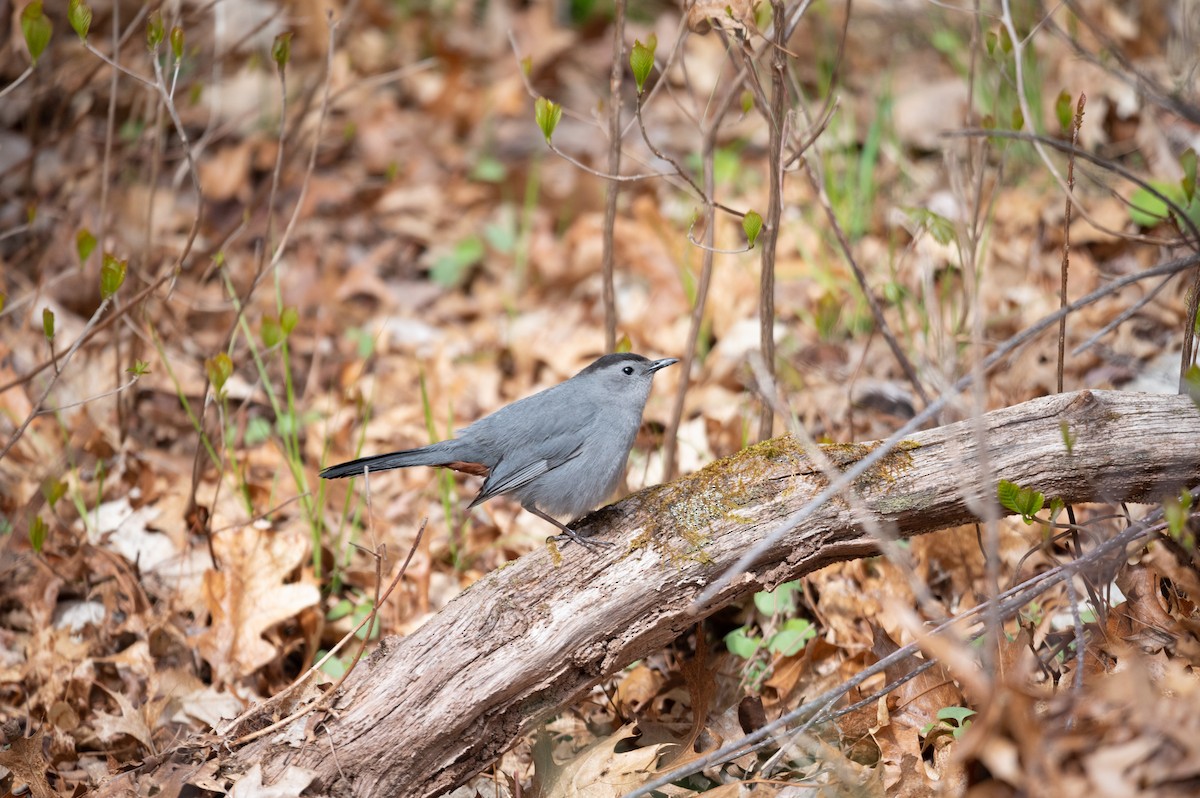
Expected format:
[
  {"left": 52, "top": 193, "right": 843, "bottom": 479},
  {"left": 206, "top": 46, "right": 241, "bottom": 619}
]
[{"left": 622, "top": 366, "right": 635, "bottom": 375}]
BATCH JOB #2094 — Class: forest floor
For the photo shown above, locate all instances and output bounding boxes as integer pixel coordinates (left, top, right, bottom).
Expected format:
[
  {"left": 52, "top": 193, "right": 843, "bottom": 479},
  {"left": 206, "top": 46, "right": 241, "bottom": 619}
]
[{"left": 2, "top": 0, "right": 1199, "bottom": 796}]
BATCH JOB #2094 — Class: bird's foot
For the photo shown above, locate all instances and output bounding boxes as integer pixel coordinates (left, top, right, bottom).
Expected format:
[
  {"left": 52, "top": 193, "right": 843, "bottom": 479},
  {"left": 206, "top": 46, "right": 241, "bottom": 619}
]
[{"left": 550, "top": 529, "right": 615, "bottom": 550}]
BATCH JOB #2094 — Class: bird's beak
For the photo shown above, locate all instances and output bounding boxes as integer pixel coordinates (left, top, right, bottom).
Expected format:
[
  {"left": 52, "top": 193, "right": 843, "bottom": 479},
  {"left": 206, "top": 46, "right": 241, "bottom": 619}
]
[{"left": 647, "top": 358, "right": 679, "bottom": 374}]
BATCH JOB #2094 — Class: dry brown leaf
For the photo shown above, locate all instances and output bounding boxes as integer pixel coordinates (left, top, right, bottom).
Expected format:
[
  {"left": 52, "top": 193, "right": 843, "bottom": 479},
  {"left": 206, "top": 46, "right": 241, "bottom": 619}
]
[
  {"left": 685, "top": 0, "right": 758, "bottom": 37},
  {"left": 0, "top": 729, "right": 57, "bottom": 798},
  {"left": 227, "top": 763, "right": 316, "bottom": 798},
  {"left": 154, "top": 667, "right": 245, "bottom": 729},
  {"left": 26, "top": 623, "right": 94, "bottom": 721},
  {"left": 763, "top": 636, "right": 846, "bottom": 711},
  {"left": 1111, "top": 562, "right": 1177, "bottom": 652},
  {"left": 197, "top": 141, "right": 253, "bottom": 203},
  {"left": 1081, "top": 737, "right": 1160, "bottom": 798},
  {"left": 892, "top": 79, "right": 969, "bottom": 152},
  {"left": 92, "top": 687, "right": 158, "bottom": 753},
  {"left": 541, "top": 724, "right": 672, "bottom": 798},
  {"left": 868, "top": 626, "right": 963, "bottom": 791},
  {"left": 1065, "top": 194, "right": 1134, "bottom": 245},
  {"left": 659, "top": 632, "right": 715, "bottom": 767},
  {"left": 195, "top": 526, "right": 320, "bottom": 683},
  {"left": 614, "top": 662, "right": 667, "bottom": 716},
  {"left": 84, "top": 497, "right": 178, "bottom": 573}
]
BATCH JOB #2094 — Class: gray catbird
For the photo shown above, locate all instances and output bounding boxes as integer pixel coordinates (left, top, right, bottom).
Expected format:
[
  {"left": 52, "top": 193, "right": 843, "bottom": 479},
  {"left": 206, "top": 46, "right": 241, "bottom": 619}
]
[{"left": 320, "top": 353, "right": 678, "bottom": 547}]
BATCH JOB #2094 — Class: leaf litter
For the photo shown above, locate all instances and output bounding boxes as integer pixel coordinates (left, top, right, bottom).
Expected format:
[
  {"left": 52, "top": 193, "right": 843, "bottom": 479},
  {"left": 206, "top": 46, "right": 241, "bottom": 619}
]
[{"left": 0, "top": 1, "right": 1198, "bottom": 796}]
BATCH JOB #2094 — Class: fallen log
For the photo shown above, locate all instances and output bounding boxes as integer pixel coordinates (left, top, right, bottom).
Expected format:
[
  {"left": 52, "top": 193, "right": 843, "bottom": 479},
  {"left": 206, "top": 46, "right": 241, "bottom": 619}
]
[{"left": 223, "top": 389, "right": 1200, "bottom": 796}]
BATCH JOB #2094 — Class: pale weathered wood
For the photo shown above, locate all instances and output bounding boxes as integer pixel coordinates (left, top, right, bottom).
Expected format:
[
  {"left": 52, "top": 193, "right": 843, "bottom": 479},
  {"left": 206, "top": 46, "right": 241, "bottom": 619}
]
[{"left": 228, "top": 390, "right": 1200, "bottom": 796}]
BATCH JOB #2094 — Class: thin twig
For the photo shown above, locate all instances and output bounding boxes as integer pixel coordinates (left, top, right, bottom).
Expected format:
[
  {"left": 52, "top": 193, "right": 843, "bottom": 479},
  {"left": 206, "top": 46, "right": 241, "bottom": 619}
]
[
  {"left": 329, "top": 59, "right": 438, "bottom": 100},
  {"left": 665, "top": 195, "right": 715, "bottom": 480},
  {"left": 208, "top": 492, "right": 312, "bottom": 535},
  {"left": 101, "top": 5, "right": 125, "bottom": 442},
  {"left": 1071, "top": 273, "right": 1175, "bottom": 356},
  {"left": 0, "top": 65, "right": 35, "bottom": 101},
  {"left": 1058, "top": 94, "right": 1086, "bottom": 393},
  {"left": 0, "top": 222, "right": 31, "bottom": 243},
  {"left": 799, "top": 157, "right": 930, "bottom": 408},
  {"left": 544, "top": 141, "right": 662, "bottom": 182},
  {"left": 1064, "top": 575, "right": 1086, "bottom": 726},
  {"left": 633, "top": 95, "right": 707, "bottom": 206},
  {"left": 684, "top": 217, "right": 752, "bottom": 253},
  {"left": 36, "top": 375, "right": 141, "bottom": 415},
  {"left": 0, "top": 297, "right": 113, "bottom": 461},
  {"left": 601, "top": 0, "right": 627, "bottom": 352},
  {"left": 755, "top": 2, "right": 788, "bottom": 442},
  {"left": 83, "top": 40, "right": 157, "bottom": 89},
  {"left": 948, "top": 142, "right": 1002, "bottom": 677}
]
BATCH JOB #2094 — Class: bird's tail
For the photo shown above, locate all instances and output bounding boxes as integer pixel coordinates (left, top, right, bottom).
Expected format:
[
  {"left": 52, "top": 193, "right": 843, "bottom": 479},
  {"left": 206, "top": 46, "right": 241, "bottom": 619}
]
[{"left": 319, "top": 439, "right": 465, "bottom": 479}]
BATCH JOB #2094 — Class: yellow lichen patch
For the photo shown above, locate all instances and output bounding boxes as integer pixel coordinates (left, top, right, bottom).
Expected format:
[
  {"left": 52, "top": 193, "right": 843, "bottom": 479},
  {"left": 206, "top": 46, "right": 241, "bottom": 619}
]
[
  {"left": 635, "top": 482, "right": 720, "bottom": 566},
  {"left": 819, "top": 442, "right": 876, "bottom": 468},
  {"left": 628, "top": 438, "right": 815, "bottom": 565},
  {"left": 815, "top": 439, "right": 921, "bottom": 492},
  {"left": 861, "top": 439, "right": 919, "bottom": 487},
  {"left": 622, "top": 434, "right": 920, "bottom": 565},
  {"left": 734, "top": 435, "right": 807, "bottom": 465},
  {"left": 626, "top": 527, "right": 653, "bottom": 554},
  {"left": 546, "top": 538, "right": 563, "bottom": 567}
]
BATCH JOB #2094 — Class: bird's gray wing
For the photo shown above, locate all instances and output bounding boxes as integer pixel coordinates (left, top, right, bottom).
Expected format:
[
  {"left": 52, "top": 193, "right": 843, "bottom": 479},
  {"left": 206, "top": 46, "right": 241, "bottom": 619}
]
[{"left": 466, "top": 439, "right": 585, "bottom": 507}]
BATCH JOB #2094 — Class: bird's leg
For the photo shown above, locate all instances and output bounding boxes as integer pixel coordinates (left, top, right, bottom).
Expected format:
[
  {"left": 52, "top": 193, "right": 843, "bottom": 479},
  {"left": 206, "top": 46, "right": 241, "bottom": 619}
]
[{"left": 524, "top": 505, "right": 615, "bottom": 550}]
